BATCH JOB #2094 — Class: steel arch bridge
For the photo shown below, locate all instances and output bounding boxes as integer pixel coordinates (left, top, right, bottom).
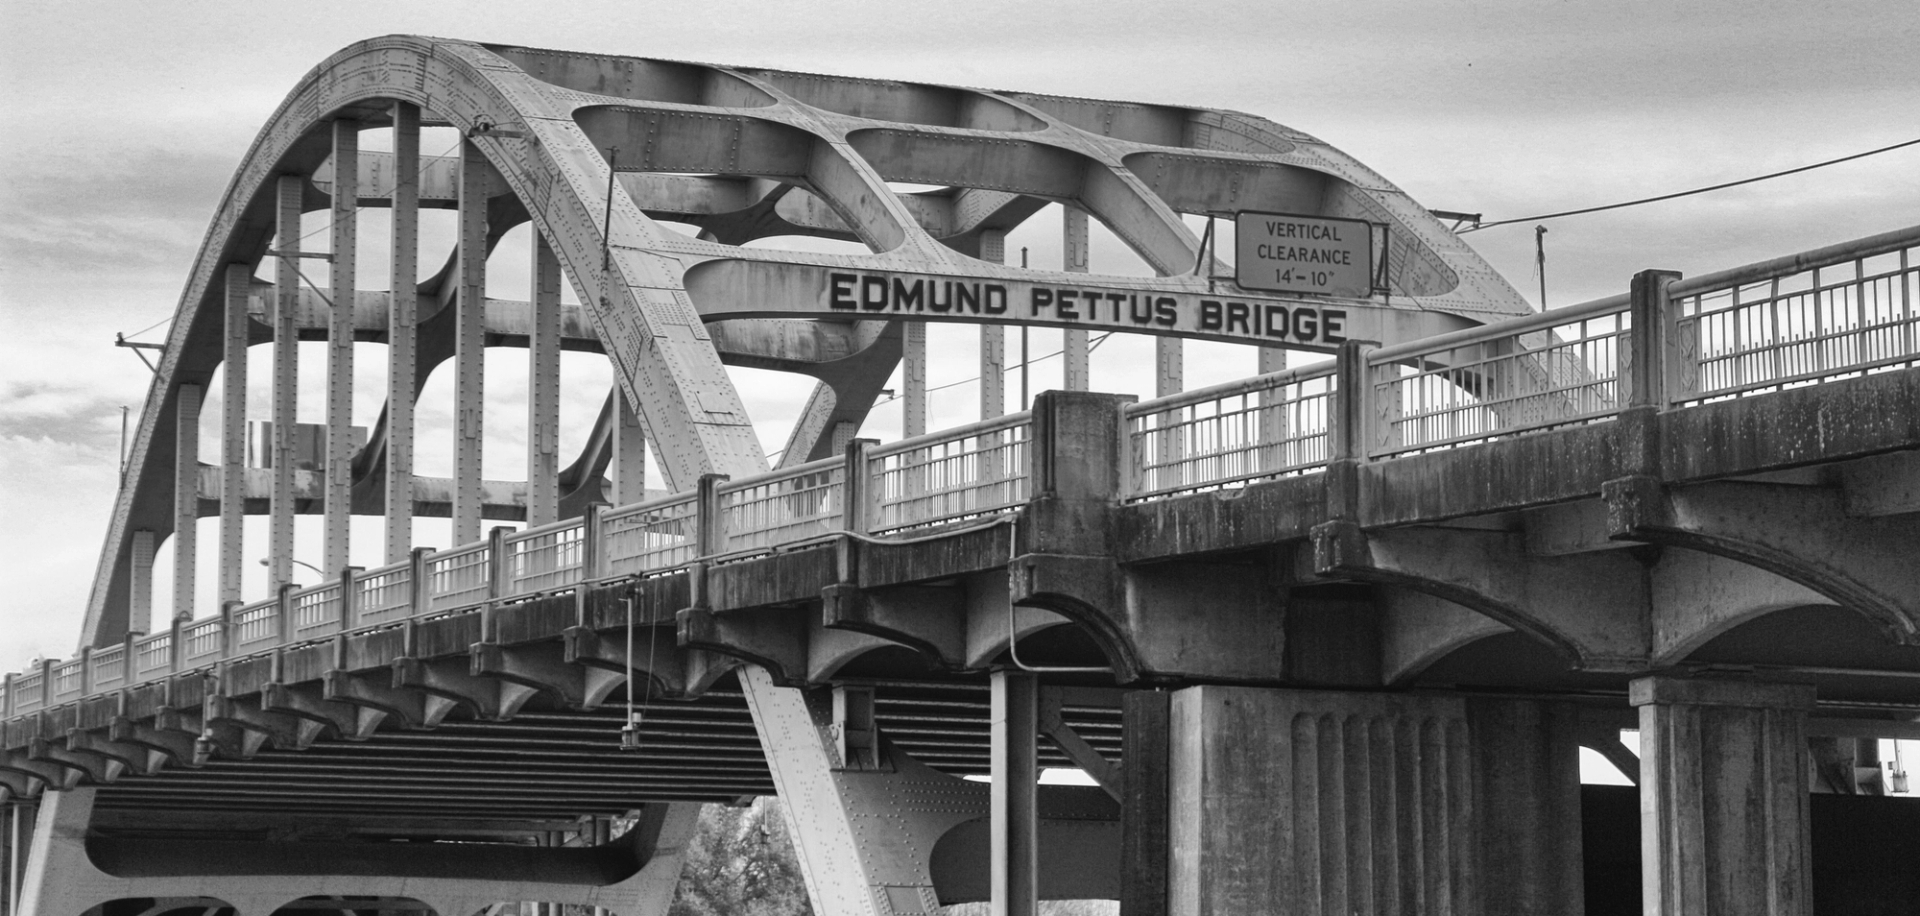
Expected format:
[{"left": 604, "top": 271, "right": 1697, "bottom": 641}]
[
  {"left": 9, "top": 33, "right": 1920, "bottom": 916},
  {"left": 82, "top": 33, "right": 1530, "bottom": 649}
]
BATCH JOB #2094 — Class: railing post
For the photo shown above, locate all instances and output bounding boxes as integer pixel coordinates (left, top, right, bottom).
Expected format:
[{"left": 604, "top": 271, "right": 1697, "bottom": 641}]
[
  {"left": 38, "top": 659, "right": 54, "bottom": 708},
  {"left": 78, "top": 646, "right": 95, "bottom": 696},
  {"left": 169, "top": 616, "right": 185, "bottom": 673},
  {"left": 843, "top": 439, "right": 876, "bottom": 535},
  {"left": 1326, "top": 339, "right": 1379, "bottom": 523},
  {"left": 1619, "top": 269, "right": 1684, "bottom": 482},
  {"left": 220, "top": 599, "right": 241, "bottom": 658},
  {"left": 123, "top": 632, "right": 141, "bottom": 686},
  {"left": 483, "top": 526, "right": 510, "bottom": 642},
  {"left": 3, "top": 673, "right": 15, "bottom": 717},
  {"left": 696, "top": 473, "right": 730, "bottom": 557},
  {"left": 577, "top": 504, "right": 607, "bottom": 627},
  {"left": 276, "top": 586, "right": 294, "bottom": 647},
  {"left": 408, "top": 547, "right": 432, "bottom": 617},
  {"left": 340, "top": 565, "right": 361, "bottom": 630}
]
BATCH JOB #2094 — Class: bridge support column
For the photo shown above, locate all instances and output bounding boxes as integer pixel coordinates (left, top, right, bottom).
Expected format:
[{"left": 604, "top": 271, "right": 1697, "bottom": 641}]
[
  {"left": 990, "top": 670, "right": 1039, "bottom": 916},
  {"left": 1162, "top": 686, "right": 1584, "bottom": 916},
  {"left": 453, "top": 139, "right": 489, "bottom": 544},
  {"left": 1630, "top": 677, "right": 1815, "bottom": 916},
  {"left": 979, "top": 230, "right": 1007, "bottom": 419},
  {"left": 385, "top": 101, "right": 420, "bottom": 564}
]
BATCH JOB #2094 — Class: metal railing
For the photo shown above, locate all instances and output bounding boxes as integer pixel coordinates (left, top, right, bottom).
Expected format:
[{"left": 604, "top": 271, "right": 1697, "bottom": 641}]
[
  {"left": 5, "top": 224, "right": 1917, "bottom": 725},
  {"left": 1673, "top": 230, "right": 1919, "bottom": 403},
  {"left": 1126, "top": 366, "right": 1337, "bottom": 499},
  {"left": 865, "top": 413, "right": 1031, "bottom": 534}
]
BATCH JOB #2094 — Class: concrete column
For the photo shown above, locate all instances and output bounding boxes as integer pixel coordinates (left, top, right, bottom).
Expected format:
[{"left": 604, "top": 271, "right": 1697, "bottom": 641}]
[
  {"left": 324, "top": 118, "right": 359, "bottom": 575},
  {"left": 130, "top": 530, "right": 155, "bottom": 633},
  {"left": 385, "top": 102, "right": 420, "bottom": 563},
  {"left": 979, "top": 230, "right": 1007, "bottom": 420},
  {"left": 614, "top": 391, "right": 647, "bottom": 505},
  {"left": 1163, "top": 686, "right": 1584, "bottom": 916},
  {"left": 991, "top": 670, "right": 1039, "bottom": 916},
  {"left": 527, "top": 233, "right": 562, "bottom": 526},
  {"left": 453, "top": 140, "right": 488, "bottom": 544},
  {"left": 903, "top": 322, "right": 927, "bottom": 437},
  {"left": 269, "top": 174, "right": 302, "bottom": 589},
  {"left": 1121, "top": 691, "right": 1170, "bottom": 916},
  {"left": 172, "top": 384, "right": 201, "bottom": 621},
  {"left": 220, "top": 264, "right": 250, "bottom": 603},
  {"left": 1631, "top": 677, "right": 1815, "bottom": 916},
  {"left": 1062, "top": 208, "right": 1091, "bottom": 391}
]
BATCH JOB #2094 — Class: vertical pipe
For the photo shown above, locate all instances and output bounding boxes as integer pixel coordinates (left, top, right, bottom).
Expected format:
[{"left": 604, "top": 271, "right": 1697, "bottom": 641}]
[
  {"left": 219, "top": 264, "right": 250, "bottom": 604},
  {"left": 979, "top": 230, "right": 1007, "bottom": 420},
  {"left": 130, "top": 529, "right": 155, "bottom": 632},
  {"left": 172, "top": 384, "right": 202, "bottom": 621},
  {"left": 386, "top": 102, "right": 420, "bottom": 563},
  {"left": 614, "top": 392, "right": 647, "bottom": 505},
  {"left": 1062, "top": 208, "right": 1091, "bottom": 391},
  {"left": 325, "top": 119, "right": 359, "bottom": 575},
  {"left": 903, "top": 323, "right": 927, "bottom": 437},
  {"left": 270, "top": 174, "right": 302, "bottom": 588},
  {"left": 453, "top": 141, "right": 488, "bottom": 543},
  {"left": 991, "top": 669, "right": 1039, "bottom": 916},
  {"left": 527, "top": 234, "right": 563, "bottom": 526}
]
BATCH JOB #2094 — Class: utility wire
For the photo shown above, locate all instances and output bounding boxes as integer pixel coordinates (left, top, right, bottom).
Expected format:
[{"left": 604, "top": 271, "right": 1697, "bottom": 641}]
[
  {"left": 1461, "top": 137, "right": 1920, "bottom": 233},
  {"left": 873, "top": 332, "right": 1116, "bottom": 406}
]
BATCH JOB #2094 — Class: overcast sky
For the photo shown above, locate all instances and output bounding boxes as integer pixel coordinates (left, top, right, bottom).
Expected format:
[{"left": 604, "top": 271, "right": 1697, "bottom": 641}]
[{"left": 1, "top": 0, "right": 1915, "bottom": 670}]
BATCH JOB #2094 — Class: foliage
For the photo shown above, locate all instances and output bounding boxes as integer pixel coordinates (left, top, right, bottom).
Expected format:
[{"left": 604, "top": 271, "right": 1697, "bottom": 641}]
[{"left": 670, "top": 798, "right": 813, "bottom": 916}]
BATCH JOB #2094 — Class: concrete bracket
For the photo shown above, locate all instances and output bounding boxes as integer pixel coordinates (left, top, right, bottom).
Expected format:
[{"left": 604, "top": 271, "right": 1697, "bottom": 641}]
[
  {"left": 321, "top": 668, "right": 457, "bottom": 729},
  {"left": 820, "top": 583, "right": 966, "bottom": 669},
  {"left": 676, "top": 607, "right": 809, "bottom": 687},
  {"left": 64, "top": 728, "right": 162, "bottom": 776},
  {"left": 0, "top": 748, "right": 78, "bottom": 791},
  {"left": 391, "top": 656, "right": 539, "bottom": 721},
  {"left": 562, "top": 624, "right": 736, "bottom": 700},
  {"left": 1315, "top": 521, "right": 1652, "bottom": 672},
  {"left": 1607, "top": 478, "right": 1920, "bottom": 645},
  {"left": 262, "top": 682, "right": 382, "bottom": 739},
  {"left": 471, "top": 640, "right": 625, "bottom": 710},
  {"left": 1007, "top": 552, "right": 1139, "bottom": 680},
  {"left": 204, "top": 694, "right": 323, "bottom": 750},
  {"left": 27, "top": 737, "right": 124, "bottom": 784},
  {"left": 108, "top": 715, "right": 201, "bottom": 767}
]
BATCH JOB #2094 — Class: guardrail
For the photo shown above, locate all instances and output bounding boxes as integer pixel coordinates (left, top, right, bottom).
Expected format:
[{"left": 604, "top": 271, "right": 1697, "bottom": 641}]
[{"left": 4, "top": 223, "right": 1917, "bottom": 723}]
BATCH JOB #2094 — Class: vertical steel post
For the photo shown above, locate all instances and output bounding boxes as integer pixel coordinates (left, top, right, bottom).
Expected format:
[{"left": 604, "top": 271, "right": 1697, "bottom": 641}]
[
  {"left": 325, "top": 119, "right": 359, "bottom": 575},
  {"left": 172, "top": 384, "right": 201, "bottom": 621},
  {"left": 527, "top": 233, "right": 563, "bottom": 526},
  {"left": 1155, "top": 337, "right": 1182, "bottom": 398},
  {"left": 130, "top": 530, "right": 155, "bottom": 632},
  {"left": 219, "top": 264, "right": 250, "bottom": 603},
  {"left": 386, "top": 102, "right": 421, "bottom": 563},
  {"left": 269, "top": 174, "right": 302, "bottom": 589},
  {"left": 614, "top": 391, "right": 647, "bottom": 505},
  {"left": 1062, "top": 208, "right": 1091, "bottom": 391},
  {"left": 453, "top": 141, "right": 488, "bottom": 543},
  {"left": 990, "top": 669, "right": 1039, "bottom": 916},
  {"left": 979, "top": 230, "right": 1007, "bottom": 420},
  {"left": 903, "top": 322, "right": 927, "bottom": 437}
]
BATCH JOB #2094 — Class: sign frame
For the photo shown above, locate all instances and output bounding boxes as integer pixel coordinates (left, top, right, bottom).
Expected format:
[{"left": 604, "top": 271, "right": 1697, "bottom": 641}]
[{"left": 1232, "top": 210, "right": 1385, "bottom": 299}]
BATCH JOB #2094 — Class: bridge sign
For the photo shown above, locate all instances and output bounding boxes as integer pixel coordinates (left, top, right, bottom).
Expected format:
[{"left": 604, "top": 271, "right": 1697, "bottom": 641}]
[{"left": 1235, "top": 211, "right": 1374, "bottom": 298}]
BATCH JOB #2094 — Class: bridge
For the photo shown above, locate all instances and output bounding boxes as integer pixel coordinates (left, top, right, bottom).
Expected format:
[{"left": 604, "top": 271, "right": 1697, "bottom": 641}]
[{"left": 3, "top": 33, "right": 1919, "bottom": 916}]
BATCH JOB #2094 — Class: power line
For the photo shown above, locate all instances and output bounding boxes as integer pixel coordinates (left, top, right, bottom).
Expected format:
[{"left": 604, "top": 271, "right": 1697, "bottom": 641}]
[
  {"left": 1461, "top": 137, "right": 1920, "bottom": 233},
  {"left": 873, "top": 332, "right": 1117, "bottom": 406}
]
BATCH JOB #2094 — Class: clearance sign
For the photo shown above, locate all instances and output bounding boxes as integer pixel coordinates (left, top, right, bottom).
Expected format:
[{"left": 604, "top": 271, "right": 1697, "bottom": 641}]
[{"left": 1234, "top": 211, "right": 1375, "bottom": 299}]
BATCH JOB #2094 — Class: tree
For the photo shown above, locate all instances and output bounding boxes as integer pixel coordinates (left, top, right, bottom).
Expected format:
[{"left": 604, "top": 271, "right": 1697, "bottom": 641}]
[{"left": 670, "top": 799, "right": 812, "bottom": 916}]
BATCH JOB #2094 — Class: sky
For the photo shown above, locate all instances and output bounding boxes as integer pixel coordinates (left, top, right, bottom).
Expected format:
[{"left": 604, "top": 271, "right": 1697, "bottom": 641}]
[{"left": 1, "top": 0, "right": 1916, "bottom": 696}]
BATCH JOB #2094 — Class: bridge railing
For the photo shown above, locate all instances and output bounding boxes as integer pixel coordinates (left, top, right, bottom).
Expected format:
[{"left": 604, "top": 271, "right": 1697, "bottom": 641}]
[
  {"left": 1671, "top": 227, "right": 1919, "bottom": 404},
  {"left": 1125, "top": 366, "right": 1337, "bottom": 499},
  {"left": 8, "top": 224, "right": 1920, "bottom": 725}
]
